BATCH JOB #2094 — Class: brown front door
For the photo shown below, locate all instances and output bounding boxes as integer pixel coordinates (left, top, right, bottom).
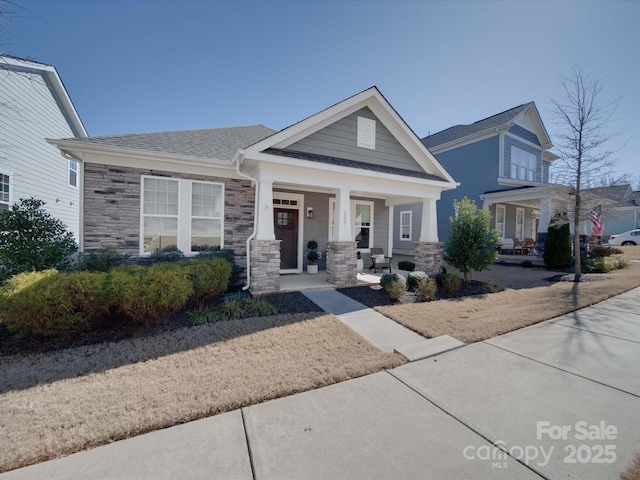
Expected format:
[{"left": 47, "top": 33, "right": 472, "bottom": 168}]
[{"left": 274, "top": 208, "right": 298, "bottom": 270}]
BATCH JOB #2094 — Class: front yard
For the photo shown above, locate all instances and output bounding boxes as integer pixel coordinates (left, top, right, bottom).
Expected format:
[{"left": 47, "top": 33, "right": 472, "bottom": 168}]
[{"left": 1, "top": 246, "right": 639, "bottom": 473}]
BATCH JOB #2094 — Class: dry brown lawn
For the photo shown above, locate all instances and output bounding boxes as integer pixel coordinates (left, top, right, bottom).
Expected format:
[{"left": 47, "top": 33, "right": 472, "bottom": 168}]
[
  {"left": 0, "top": 313, "right": 404, "bottom": 473},
  {"left": 378, "top": 257, "right": 640, "bottom": 344}
]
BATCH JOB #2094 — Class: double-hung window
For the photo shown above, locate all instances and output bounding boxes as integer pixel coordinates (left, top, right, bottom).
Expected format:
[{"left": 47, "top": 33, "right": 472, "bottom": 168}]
[
  {"left": 68, "top": 160, "right": 78, "bottom": 188},
  {"left": 400, "top": 210, "right": 412, "bottom": 241},
  {"left": 0, "top": 173, "right": 9, "bottom": 211},
  {"left": 141, "top": 176, "right": 223, "bottom": 254},
  {"left": 515, "top": 207, "right": 525, "bottom": 240},
  {"left": 495, "top": 205, "right": 505, "bottom": 238},
  {"left": 510, "top": 147, "right": 537, "bottom": 182}
]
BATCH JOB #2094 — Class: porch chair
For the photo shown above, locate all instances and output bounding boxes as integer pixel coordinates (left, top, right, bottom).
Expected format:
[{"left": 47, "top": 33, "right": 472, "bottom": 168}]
[
  {"left": 524, "top": 237, "right": 537, "bottom": 255},
  {"left": 369, "top": 248, "right": 392, "bottom": 274},
  {"left": 512, "top": 238, "right": 528, "bottom": 255}
]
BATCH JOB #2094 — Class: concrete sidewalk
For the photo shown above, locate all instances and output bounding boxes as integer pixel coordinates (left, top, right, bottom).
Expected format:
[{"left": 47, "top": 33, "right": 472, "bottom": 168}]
[{"left": 3, "top": 288, "right": 639, "bottom": 479}]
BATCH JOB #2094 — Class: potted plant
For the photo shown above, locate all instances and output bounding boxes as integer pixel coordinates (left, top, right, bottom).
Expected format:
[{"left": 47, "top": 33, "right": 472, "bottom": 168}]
[
  {"left": 306, "top": 240, "right": 319, "bottom": 274},
  {"left": 356, "top": 251, "right": 363, "bottom": 273}
]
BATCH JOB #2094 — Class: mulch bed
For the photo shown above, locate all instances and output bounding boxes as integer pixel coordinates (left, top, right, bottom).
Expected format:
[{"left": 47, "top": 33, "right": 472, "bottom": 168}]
[{"left": 337, "top": 280, "right": 495, "bottom": 308}]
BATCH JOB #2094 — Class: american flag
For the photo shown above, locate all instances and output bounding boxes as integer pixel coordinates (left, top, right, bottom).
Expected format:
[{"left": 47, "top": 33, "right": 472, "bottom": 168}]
[{"left": 589, "top": 208, "right": 604, "bottom": 235}]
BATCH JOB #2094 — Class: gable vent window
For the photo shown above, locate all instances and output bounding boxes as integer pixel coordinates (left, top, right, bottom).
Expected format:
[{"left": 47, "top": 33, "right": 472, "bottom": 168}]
[{"left": 357, "top": 116, "right": 376, "bottom": 150}]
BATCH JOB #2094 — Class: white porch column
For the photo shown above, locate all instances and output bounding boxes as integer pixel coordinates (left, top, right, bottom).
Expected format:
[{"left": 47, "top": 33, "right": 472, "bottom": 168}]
[
  {"left": 388, "top": 205, "right": 394, "bottom": 256},
  {"left": 419, "top": 198, "right": 439, "bottom": 243},
  {"left": 255, "top": 180, "right": 275, "bottom": 240},
  {"left": 333, "top": 187, "right": 352, "bottom": 242},
  {"left": 538, "top": 197, "right": 551, "bottom": 234}
]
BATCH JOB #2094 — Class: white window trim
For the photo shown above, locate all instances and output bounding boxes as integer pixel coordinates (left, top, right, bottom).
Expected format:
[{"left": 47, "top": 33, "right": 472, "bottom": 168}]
[
  {"left": 140, "top": 175, "right": 224, "bottom": 256},
  {"left": 328, "top": 198, "right": 374, "bottom": 251},
  {"left": 495, "top": 204, "right": 506, "bottom": 238},
  {"left": 357, "top": 116, "right": 376, "bottom": 150},
  {"left": 399, "top": 210, "right": 412, "bottom": 241},
  {"left": 68, "top": 160, "right": 79, "bottom": 189},
  {"left": 510, "top": 146, "right": 537, "bottom": 182},
  {"left": 0, "top": 172, "right": 10, "bottom": 209},
  {"left": 515, "top": 207, "right": 525, "bottom": 240}
]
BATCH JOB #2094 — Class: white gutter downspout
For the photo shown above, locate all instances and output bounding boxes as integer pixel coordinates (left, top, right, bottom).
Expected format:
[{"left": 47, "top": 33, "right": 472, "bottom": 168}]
[{"left": 234, "top": 149, "right": 258, "bottom": 291}]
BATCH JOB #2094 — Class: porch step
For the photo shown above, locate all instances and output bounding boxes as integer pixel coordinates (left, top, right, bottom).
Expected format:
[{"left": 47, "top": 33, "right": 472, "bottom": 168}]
[{"left": 394, "top": 335, "right": 464, "bottom": 362}]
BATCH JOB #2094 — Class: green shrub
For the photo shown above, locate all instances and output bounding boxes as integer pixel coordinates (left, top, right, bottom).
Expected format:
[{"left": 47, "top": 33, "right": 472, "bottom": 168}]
[
  {"left": 434, "top": 267, "right": 449, "bottom": 286},
  {"left": 180, "top": 257, "right": 232, "bottom": 304},
  {"left": 407, "top": 271, "right": 428, "bottom": 289},
  {"left": 0, "top": 198, "right": 78, "bottom": 280},
  {"left": 380, "top": 273, "right": 406, "bottom": 301},
  {"left": 110, "top": 263, "right": 193, "bottom": 326},
  {"left": 196, "top": 248, "right": 240, "bottom": 289},
  {"left": 0, "top": 270, "right": 112, "bottom": 336},
  {"left": 441, "top": 273, "right": 462, "bottom": 296},
  {"left": 581, "top": 254, "right": 630, "bottom": 273},
  {"left": 211, "top": 297, "right": 278, "bottom": 322},
  {"left": 150, "top": 246, "right": 185, "bottom": 263},
  {"left": 543, "top": 215, "right": 572, "bottom": 269},
  {"left": 398, "top": 260, "right": 415, "bottom": 272},
  {"left": 590, "top": 246, "right": 623, "bottom": 257},
  {"left": 521, "top": 260, "right": 534, "bottom": 268},
  {"left": 612, "top": 254, "right": 630, "bottom": 269},
  {"left": 444, "top": 197, "right": 501, "bottom": 282},
  {"left": 77, "top": 249, "right": 128, "bottom": 272},
  {"left": 415, "top": 277, "right": 437, "bottom": 301}
]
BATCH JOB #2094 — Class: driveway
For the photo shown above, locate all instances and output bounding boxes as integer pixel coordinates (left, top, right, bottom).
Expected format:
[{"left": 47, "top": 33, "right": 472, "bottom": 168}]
[{"left": 2, "top": 288, "right": 639, "bottom": 479}]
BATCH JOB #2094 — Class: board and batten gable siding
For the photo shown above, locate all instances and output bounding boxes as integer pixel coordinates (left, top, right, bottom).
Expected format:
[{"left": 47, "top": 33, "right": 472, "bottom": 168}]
[
  {"left": 503, "top": 135, "right": 544, "bottom": 182},
  {"left": 0, "top": 66, "right": 81, "bottom": 238},
  {"left": 285, "top": 107, "right": 425, "bottom": 173},
  {"left": 434, "top": 136, "right": 501, "bottom": 242},
  {"left": 508, "top": 124, "right": 540, "bottom": 146}
]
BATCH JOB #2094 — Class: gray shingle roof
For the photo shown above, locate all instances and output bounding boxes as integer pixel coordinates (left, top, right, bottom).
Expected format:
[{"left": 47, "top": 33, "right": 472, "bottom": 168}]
[
  {"left": 585, "top": 184, "right": 633, "bottom": 205},
  {"left": 265, "top": 148, "right": 447, "bottom": 182},
  {"left": 58, "top": 125, "right": 277, "bottom": 161},
  {"left": 421, "top": 103, "right": 533, "bottom": 149}
]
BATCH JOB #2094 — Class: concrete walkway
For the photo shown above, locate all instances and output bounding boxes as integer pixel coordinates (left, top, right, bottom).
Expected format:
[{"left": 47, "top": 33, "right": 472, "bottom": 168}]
[
  {"left": 2, "top": 288, "right": 639, "bottom": 479},
  {"left": 302, "top": 289, "right": 463, "bottom": 361}
]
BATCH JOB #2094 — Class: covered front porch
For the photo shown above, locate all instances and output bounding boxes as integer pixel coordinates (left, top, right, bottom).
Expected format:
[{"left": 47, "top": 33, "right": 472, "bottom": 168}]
[{"left": 481, "top": 185, "right": 555, "bottom": 254}]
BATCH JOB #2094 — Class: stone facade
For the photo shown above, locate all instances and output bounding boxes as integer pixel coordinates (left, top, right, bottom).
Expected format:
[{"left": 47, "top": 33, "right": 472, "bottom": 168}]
[
  {"left": 83, "top": 164, "right": 254, "bottom": 273},
  {"left": 326, "top": 241, "right": 357, "bottom": 286},
  {"left": 250, "top": 239, "right": 281, "bottom": 293},
  {"left": 414, "top": 241, "right": 444, "bottom": 274}
]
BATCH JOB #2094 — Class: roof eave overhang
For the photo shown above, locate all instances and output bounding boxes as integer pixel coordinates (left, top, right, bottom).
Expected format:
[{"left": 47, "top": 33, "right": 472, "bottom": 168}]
[{"left": 47, "top": 139, "right": 235, "bottom": 170}]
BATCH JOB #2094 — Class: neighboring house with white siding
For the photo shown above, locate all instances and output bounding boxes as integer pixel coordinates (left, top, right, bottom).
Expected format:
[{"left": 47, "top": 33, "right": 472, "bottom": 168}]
[
  {"left": 49, "top": 87, "right": 458, "bottom": 293},
  {"left": 0, "top": 55, "right": 87, "bottom": 240}
]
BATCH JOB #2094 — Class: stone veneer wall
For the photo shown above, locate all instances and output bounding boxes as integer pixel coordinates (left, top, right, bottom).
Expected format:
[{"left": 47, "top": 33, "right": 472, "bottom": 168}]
[
  {"left": 83, "top": 164, "right": 254, "bottom": 273},
  {"left": 250, "top": 239, "right": 281, "bottom": 293},
  {"left": 326, "top": 241, "right": 357, "bottom": 286},
  {"left": 414, "top": 241, "right": 443, "bottom": 274}
]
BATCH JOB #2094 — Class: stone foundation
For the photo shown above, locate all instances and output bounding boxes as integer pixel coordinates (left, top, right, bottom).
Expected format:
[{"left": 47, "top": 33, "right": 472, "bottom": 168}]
[
  {"left": 326, "top": 241, "right": 357, "bottom": 286},
  {"left": 414, "top": 242, "right": 444, "bottom": 274},
  {"left": 250, "top": 240, "right": 281, "bottom": 293}
]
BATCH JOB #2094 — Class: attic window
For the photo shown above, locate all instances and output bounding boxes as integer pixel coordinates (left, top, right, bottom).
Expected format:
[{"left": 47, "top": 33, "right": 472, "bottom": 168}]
[{"left": 357, "top": 116, "right": 376, "bottom": 150}]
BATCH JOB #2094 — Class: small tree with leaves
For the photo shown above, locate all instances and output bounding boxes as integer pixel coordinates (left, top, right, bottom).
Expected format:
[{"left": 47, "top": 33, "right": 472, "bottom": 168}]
[
  {"left": 0, "top": 197, "right": 77, "bottom": 279},
  {"left": 444, "top": 197, "right": 501, "bottom": 282}
]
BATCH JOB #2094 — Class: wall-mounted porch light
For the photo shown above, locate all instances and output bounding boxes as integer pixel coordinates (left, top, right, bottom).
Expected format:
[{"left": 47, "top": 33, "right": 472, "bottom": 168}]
[{"left": 306, "top": 207, "right": 314, "bottom": 219}]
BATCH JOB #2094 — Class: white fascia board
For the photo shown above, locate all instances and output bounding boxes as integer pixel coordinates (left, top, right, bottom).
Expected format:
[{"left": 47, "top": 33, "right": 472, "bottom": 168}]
[
  {"left": 497, "top": 177, "right": 549, "bottom": 188},
  {"left": 428, "top": 129, "right": 500, "bottom": 155},
  {"left": 244, "top": 87, "right": 457, "bottom": 185},
  {"left": 245, "top": 150, "right": 457, "bottom": 192},
  {"left": 482, "top": 186, "right": 552, "bottom": 203},
  {"left": 249, "top": 158, "right": 446, "bottom": 200},
  {"left": 48, "top": 139, "right": 233, "bottom": 168},
  {"left": 511, "top": 103, "right": 552, "bottom": 147}
]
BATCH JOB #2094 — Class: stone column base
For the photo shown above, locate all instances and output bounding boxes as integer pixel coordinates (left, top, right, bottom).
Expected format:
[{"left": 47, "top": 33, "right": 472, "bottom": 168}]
[
  {"left": 326, "top": 241, "right": 357, "bottom": 286},
  {"left": 414, "top": 242, "right": 444, "bottom": 274},
  {"left": 250, "top": 239, "right": 281, "bottom": 293}
]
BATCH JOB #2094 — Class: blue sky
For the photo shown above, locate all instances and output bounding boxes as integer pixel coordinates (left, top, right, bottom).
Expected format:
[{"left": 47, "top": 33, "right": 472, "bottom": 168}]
[{"left": 6, "top": 0, "right": 640, "bottom": 181}]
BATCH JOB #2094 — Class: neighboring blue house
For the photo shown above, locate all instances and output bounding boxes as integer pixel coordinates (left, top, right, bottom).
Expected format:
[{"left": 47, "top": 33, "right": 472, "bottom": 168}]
[
  {"left": 584, "top": 184, "right": 640, "bottom": 238},
  {"left": 393, "top": 102, "right": 558, "bottom": 255}
]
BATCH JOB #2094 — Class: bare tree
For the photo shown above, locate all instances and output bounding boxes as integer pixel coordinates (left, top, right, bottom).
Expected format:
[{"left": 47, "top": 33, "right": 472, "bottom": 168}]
[{"left": 550, "top": 66, "right": 620, "bottom": 281}]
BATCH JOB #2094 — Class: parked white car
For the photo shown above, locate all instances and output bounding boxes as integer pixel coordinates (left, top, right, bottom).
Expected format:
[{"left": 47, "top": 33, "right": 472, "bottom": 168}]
[{"left": 608, "top": 229, "right": 640, "bottom": 246}]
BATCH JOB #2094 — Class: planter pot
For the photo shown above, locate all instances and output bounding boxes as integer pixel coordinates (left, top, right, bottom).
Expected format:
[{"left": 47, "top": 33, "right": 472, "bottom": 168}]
[
  {"left": 356, "top": 258, "right": 364, "bottom": 273},
  {"left": 307, "top": 264, "right": 318, "bottom": 275}
]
